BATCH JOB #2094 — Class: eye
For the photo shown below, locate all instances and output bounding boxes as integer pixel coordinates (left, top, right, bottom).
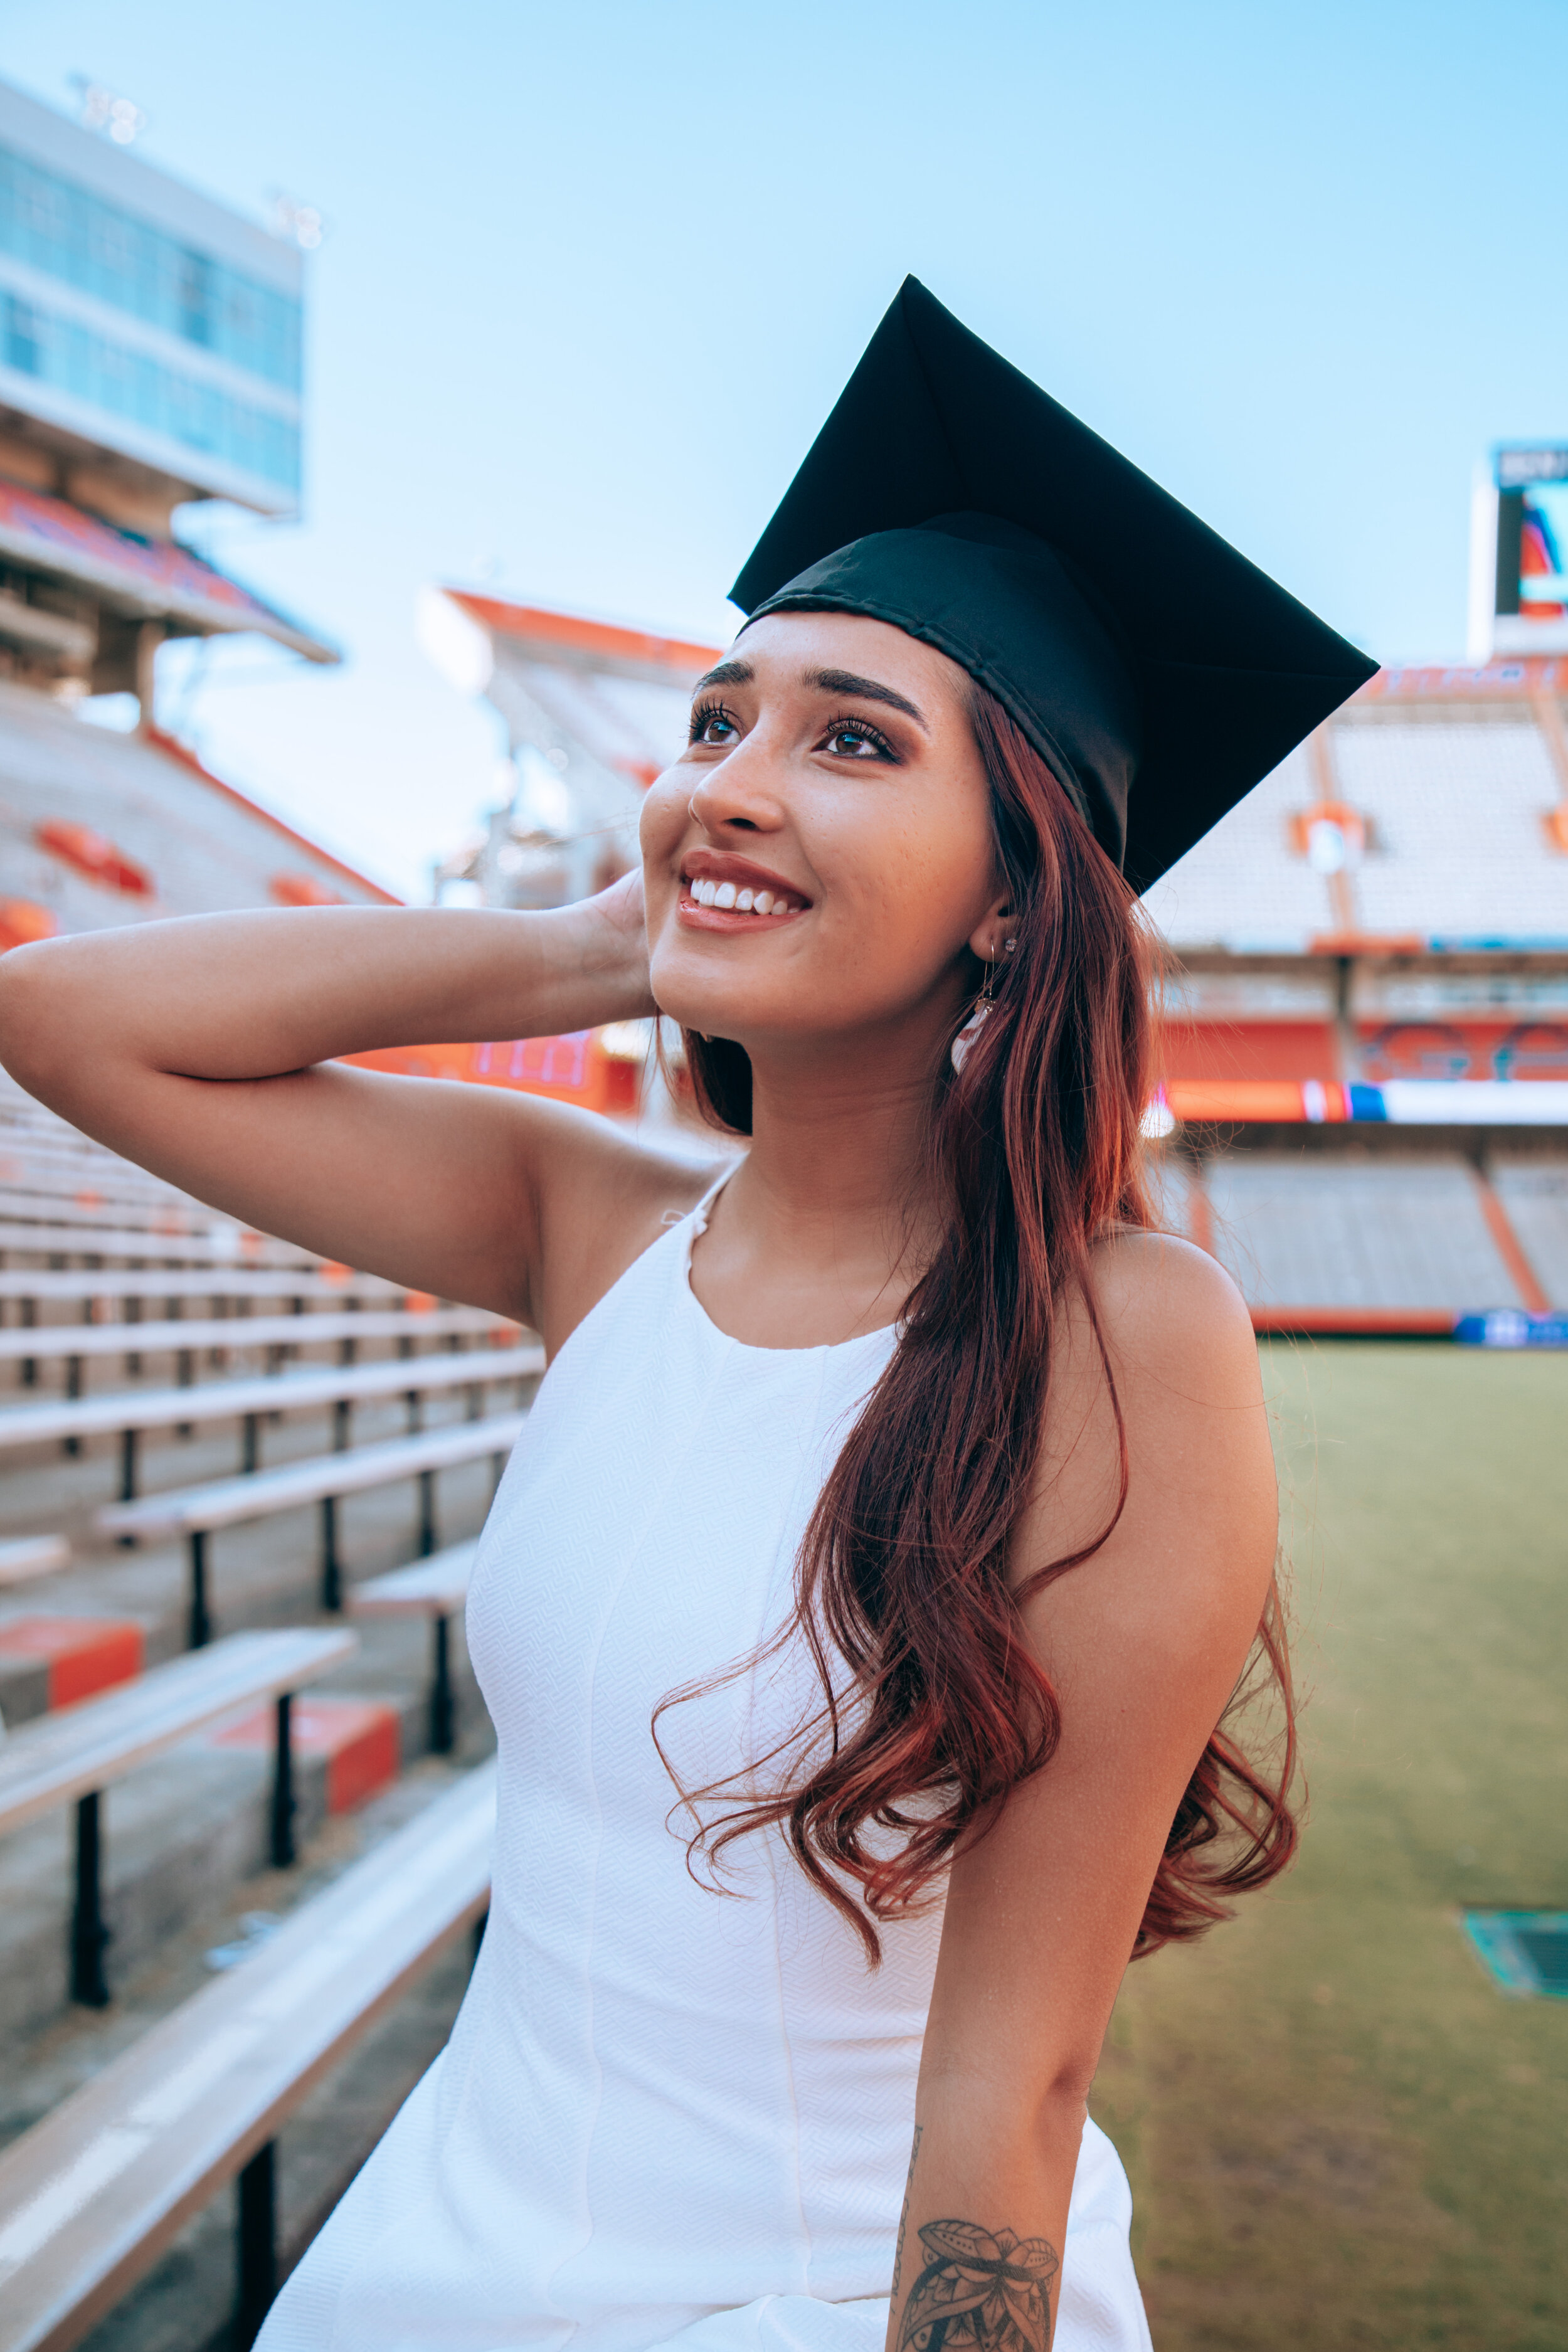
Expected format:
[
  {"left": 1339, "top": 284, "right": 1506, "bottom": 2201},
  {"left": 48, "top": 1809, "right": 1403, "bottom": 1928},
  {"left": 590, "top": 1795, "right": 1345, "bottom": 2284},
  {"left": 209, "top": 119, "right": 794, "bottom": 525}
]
[
  {"left": 820, "top": 716, "right": 898, "bottom": 762},
  {"left": 689, "top": 699, "right": 739, "bottom": 747}
]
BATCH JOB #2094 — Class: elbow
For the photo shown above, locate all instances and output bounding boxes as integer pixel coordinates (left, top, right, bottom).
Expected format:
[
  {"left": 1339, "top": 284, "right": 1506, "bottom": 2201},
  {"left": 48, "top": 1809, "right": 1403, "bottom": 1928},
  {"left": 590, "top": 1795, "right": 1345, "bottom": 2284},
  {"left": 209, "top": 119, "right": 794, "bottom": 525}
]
[{"left": 0, "top": 938, "right": 78, "bottom": 1099}]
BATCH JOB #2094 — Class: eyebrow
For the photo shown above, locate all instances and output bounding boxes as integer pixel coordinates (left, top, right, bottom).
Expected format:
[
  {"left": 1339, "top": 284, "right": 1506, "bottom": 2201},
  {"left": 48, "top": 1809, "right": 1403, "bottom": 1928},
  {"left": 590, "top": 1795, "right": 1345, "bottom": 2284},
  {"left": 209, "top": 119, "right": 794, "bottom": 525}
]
[
  {"left": 688, "top": 656, "right": 929, "bottom": 734},
  {"left": 805, "top": 667, "right": 928, "bottom": 731},
  {"left": 691, "top": 658, "right": 754, "bottom": 696}
]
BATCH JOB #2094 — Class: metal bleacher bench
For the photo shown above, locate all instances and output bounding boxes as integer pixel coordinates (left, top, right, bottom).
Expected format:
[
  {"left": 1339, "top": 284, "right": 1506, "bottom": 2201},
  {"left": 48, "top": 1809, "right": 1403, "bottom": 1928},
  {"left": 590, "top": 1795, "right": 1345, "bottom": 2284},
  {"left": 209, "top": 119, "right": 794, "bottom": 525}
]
[
  {"left": 0, "top": 1759, "right": 495, "bottom": 2352},
  {"left": 0, "top": 1305, "right": 511, "bottom": 1392},
  {"left": 351, "top": 1540, "right": 479, "bottom": 1754},
  {"left": 0, "top": 1534, "right": 70, "bottom": 1587},
  {"left": 0, "top": 1269, "right": 405, "bottom": 1308},
  {"left": 98, "top": 1412, "right": 528, "bottom": 1647},
  {"left": 0, "top": 1340, "right": 543, "bottom": 1500},
  {"left": 0, "top": 1628, "right": 356, "bottom": 2009},
  {"left": 0, "top": 1221, "right": 315, "bottom": 1271}
]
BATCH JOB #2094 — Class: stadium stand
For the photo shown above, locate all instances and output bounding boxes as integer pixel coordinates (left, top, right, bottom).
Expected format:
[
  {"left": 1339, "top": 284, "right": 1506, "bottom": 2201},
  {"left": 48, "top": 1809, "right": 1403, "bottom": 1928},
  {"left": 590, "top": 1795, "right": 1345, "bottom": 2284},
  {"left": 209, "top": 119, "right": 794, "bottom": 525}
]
[
  {"left": 0, "top": 1761, "right": 495, "bottom": 2352},
  {"left": 0, "top": 1629, "right": 358, "bottom": 2004},
  {"left": 1197, "top": 1155, "right": 1532, "bottom": 1326},
  {"left": 0, "top": 1088, "right": 526, "bottom": 2335},
  {"left": 98, "top": 1408, "right": 527, "bottom": 1646},
  {"left": 1135, "top": 658, "right": 1568, "bottom": 1335},
  {"left": 1487, "top": 1158, "right": 1568, "bottom": 1306}
]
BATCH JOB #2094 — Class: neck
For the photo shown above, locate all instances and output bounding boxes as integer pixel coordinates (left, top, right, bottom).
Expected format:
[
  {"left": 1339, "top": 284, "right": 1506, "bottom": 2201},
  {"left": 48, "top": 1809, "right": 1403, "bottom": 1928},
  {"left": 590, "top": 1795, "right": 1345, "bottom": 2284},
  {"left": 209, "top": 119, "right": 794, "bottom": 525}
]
[{"left": 701, "top": 1008, "right": 954, "bottom": 1337}]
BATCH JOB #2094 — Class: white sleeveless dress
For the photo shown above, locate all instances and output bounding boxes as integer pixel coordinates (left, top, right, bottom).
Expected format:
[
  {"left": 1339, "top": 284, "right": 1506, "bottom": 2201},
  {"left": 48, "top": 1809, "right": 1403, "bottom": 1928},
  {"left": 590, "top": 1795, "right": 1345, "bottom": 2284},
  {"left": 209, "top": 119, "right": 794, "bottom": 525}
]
[{"left": 258, "top": 1188, "right": 1152, "bottom": 2352}]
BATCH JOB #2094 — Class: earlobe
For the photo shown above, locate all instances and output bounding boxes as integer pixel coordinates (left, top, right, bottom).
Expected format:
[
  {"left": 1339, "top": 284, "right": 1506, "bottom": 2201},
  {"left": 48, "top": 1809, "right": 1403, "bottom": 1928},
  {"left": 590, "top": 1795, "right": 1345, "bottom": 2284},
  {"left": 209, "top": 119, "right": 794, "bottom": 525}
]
[{"left": 966, "top": 903, "right": 1017, "bottom": 962}]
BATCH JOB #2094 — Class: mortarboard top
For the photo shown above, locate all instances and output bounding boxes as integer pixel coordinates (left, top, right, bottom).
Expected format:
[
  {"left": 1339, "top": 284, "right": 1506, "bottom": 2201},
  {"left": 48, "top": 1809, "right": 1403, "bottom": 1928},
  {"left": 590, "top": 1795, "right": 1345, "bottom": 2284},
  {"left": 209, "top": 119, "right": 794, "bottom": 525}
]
[{"left": 731, "top": 277, "right": 1377, "bottom": 894}]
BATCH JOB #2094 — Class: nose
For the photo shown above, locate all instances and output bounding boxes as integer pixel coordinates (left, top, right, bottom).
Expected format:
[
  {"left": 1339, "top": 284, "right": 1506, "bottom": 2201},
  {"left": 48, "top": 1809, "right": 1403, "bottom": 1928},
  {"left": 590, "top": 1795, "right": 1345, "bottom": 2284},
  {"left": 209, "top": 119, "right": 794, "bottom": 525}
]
[{"left": 684, "top": 732, "right": 788, "bottom": 839}]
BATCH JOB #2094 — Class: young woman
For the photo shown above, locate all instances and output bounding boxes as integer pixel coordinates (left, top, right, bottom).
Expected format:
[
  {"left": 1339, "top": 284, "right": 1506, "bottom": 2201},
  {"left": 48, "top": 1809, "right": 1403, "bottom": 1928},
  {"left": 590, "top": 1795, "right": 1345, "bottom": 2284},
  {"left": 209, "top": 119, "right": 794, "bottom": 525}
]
[{"left": 0, "top": 283, "right": 1372, "bottom": 2351}]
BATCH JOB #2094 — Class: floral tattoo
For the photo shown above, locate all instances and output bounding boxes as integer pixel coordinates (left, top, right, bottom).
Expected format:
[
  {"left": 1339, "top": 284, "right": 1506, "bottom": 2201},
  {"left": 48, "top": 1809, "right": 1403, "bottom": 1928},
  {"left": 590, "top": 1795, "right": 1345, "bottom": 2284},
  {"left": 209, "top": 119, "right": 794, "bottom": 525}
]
[{"left": 895, "top": 2221, "right": 1061, "bottom": 2352}]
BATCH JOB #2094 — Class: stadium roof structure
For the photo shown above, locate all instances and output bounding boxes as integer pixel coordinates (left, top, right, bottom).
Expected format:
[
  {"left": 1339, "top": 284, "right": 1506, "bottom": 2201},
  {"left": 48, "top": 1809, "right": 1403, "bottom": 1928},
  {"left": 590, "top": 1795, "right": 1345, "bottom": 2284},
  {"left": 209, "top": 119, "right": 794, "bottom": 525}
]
[
  {"left": 425, "top": 590, "right": 722, "bottom": 913},
  {"left": 0, "top": 474, "right": 336, "bottom": 667},
  {"left": 438, "top": 592, "right": 719, "bottom": 792}
]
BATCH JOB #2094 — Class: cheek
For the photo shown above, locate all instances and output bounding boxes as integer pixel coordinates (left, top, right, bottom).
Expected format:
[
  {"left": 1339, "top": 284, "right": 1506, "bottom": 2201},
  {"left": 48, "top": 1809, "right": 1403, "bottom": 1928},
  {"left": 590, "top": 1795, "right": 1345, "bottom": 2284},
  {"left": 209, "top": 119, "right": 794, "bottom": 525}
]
[
  {"left": 826, "top": 793, "right": 993, "bottom": 971},
  {"left": 638, "top": 774, "right": 687, "bottom": 865}
]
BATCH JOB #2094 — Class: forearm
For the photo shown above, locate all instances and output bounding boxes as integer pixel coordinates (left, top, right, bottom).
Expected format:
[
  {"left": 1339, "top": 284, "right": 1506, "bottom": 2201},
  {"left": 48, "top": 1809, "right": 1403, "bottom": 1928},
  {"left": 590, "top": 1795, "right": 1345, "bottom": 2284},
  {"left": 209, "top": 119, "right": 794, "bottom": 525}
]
[
  {"left": 0, "top": 893, "right": 652, "bottom": 1112},
  {"left": 887, "top": 2091, "right": 1082, "bottom": 2352}
]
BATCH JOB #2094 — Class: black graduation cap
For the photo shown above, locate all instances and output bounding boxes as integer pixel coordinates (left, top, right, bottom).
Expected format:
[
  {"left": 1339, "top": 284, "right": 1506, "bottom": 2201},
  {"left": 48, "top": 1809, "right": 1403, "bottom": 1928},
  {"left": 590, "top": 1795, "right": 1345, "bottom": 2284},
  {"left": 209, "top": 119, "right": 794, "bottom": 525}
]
[{"left": 730, "top": 277, "right": 1376, "bottom": 894}]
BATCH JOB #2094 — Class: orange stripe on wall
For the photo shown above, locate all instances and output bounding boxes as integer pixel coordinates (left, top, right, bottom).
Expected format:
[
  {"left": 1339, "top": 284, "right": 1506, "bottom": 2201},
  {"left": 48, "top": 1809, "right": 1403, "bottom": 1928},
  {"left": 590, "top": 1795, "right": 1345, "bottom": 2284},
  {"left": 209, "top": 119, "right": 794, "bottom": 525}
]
[
  {"left": 1473, "top": 1175, "right": 1550, "bottom": 1314},
  {"left": 1249, "top": 1308, "right": 1456, "bottom": 1335}
]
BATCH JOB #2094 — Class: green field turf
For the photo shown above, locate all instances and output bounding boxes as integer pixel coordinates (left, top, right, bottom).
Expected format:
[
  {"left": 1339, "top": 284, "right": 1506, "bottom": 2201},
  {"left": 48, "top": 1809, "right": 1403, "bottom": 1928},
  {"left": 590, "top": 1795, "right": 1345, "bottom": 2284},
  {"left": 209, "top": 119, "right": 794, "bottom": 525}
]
[{"left": 1089, "top": 1342, "right": 1568, "bottom": 2352}]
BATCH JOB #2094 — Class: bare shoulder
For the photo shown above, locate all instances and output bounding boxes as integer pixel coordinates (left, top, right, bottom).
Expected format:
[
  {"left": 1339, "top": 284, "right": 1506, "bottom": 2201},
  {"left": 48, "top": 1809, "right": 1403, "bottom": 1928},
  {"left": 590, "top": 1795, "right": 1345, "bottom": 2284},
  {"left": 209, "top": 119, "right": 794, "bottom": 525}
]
[
  {"left": 1019, "top": 1226, "right": 1274, "bottom": 1617},
  {"left": 1079, "top": 1226, "right": 1261, "bottom": 1399},
  {"left": 520, "top": 1092, "right": 732, "bottom": 1350}
]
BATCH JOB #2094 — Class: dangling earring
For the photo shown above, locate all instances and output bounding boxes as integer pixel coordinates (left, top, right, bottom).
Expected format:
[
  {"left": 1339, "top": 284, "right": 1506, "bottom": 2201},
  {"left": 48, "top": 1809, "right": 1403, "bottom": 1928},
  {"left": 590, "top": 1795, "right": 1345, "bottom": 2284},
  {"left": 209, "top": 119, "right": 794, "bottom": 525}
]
[{"left": 951, "top": 942, "right": 1001, "bottom": 1074}]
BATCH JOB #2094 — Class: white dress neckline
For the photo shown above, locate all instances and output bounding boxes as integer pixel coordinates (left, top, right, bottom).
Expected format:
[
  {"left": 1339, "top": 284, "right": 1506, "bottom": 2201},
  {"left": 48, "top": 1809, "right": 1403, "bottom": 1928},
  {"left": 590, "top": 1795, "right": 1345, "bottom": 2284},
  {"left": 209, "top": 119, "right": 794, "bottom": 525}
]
[{"left": 681, "top": 1168, "right": 904, "bottom": 1359}]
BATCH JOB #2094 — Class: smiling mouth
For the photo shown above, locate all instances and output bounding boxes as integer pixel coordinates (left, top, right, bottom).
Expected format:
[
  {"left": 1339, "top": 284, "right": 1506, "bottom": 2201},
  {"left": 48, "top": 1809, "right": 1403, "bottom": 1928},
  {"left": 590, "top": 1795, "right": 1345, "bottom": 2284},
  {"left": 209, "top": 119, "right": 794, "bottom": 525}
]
[{"left": 678, "top": 854, "right": 810, "bottom": 921}]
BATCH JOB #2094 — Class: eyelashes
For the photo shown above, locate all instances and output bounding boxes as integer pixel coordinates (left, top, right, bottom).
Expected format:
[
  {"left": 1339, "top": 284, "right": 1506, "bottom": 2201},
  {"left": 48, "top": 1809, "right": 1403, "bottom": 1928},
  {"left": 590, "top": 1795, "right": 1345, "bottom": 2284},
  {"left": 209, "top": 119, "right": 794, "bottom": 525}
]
[
  {"left": 686, "top": 702, "right": 900, "bottom": 761},
  {"left": 821, "top": 716, "right": 898, "bottom": 761},
  {"left": 688, "top": 697, "right": 738, "bottom": 746}
]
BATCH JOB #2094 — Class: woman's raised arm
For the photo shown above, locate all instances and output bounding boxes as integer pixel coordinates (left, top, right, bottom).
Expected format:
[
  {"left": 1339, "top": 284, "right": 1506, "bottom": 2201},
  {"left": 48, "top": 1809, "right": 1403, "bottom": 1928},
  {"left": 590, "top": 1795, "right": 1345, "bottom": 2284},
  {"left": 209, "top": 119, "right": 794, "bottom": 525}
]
[{"left": 0, "top": 884, "right": 670, "bottom": 1330}]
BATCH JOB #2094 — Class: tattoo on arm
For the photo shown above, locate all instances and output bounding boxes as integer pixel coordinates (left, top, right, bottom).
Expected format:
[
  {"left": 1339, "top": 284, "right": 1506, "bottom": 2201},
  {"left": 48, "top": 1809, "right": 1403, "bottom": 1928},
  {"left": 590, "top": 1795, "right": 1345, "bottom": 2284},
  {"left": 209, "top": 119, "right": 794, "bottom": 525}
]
[
  {"left": 891, "top": 2124, "right": 923, "bottom": 2300},
  {"left": 895, "top": 2222, "right": 1061, "bottom": 2352}
]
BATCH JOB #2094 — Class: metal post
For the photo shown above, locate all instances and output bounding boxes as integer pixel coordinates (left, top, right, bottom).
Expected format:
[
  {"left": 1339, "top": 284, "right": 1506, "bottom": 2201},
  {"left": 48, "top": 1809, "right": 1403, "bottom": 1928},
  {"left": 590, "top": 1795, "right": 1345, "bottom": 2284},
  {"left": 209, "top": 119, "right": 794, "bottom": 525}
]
[
  {"left": 334, "top": 1396, "right": 351, "bottom": 1453},
  {"left": 418, "top": 1466, "right": 437, "bottom": 1557},
  {"left": 64, "top": 1355, "right": 82, "bottom": 1461},
  {"left": 21, "top": 1290, "right": 34, "bottom": 1387},
  {"left": 321, "top": 1494, "right": 341, "bottom": 1611},
  {"left": 235, "top": 2139, "right": 277, "bottom": 2346},
  {"left": 270, "top": 1692, "right": 296, "bottom": 1867},
  {"left": 430, "top": 1614, "right": 454, "bottom": 1754},
  {"left": 466, "top": 1380, "right": 482, "bottom": 1422},
  {"left": 71, "top": 1791, "right": 111, "bottom": 2006},
  {"left": 242, "top": 1412, "right": 260, "bottom": 1474},
  {"left": 405, "top": 1388, "right": 422, "bottom": 1434},
  {"left": 119, "top": 1425, "right": 139, "bottom": 1504},
  {"left": 189, "top": 1528, "right": 211, "bottom": 1649}
]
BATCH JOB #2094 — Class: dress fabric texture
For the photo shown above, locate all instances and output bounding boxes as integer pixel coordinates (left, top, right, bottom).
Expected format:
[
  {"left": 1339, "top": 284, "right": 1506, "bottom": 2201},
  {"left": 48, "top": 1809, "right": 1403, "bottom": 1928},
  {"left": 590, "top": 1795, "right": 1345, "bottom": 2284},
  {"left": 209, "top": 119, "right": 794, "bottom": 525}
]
[{"left": 258, "top": 1191, "right": 1152, "bottom": 2352}]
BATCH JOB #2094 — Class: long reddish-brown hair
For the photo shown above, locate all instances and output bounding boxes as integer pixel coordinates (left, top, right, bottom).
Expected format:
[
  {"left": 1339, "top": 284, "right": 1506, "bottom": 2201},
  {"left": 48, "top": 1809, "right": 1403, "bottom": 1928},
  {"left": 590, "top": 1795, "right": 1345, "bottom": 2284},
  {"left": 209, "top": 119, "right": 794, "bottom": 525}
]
[{"left": 661, "top": 684, "right": 1298, "bottom": 1961}]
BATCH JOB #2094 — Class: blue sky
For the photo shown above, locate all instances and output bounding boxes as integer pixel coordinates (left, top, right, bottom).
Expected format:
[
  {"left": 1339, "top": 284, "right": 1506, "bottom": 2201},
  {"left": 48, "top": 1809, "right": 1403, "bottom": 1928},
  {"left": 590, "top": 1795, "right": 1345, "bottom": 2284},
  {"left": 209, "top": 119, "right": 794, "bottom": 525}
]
[{"left": 7, "top": 1, "right": 1566, "bottom": 898}]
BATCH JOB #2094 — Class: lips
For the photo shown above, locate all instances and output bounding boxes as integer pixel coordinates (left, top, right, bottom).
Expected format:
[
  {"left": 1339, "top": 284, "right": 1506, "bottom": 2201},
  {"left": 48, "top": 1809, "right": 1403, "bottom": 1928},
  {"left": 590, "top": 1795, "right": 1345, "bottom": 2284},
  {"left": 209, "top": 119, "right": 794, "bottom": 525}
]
[{"left": 677, "top": 849, "right": 810, "bottom": 923}]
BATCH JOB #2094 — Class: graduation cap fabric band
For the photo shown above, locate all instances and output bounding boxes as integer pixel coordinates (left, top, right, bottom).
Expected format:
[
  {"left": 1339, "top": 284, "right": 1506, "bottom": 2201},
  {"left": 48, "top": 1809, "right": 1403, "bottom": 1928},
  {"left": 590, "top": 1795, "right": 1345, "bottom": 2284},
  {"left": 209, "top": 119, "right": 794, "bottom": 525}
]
[
  {"left": 741, "top": 511, "right": 1140, "bottom": 871},
  {"left": 729, "top": 278, "right": 1377, "bottom": 893}
]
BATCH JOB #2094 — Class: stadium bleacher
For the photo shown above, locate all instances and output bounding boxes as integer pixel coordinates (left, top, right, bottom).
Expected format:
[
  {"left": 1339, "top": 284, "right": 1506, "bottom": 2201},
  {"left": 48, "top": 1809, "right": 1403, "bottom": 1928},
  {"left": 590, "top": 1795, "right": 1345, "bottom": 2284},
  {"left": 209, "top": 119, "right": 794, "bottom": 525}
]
[
  {"left": 0, "top": 1077, "right": 532, "bottom": 2343},
  {"left": 1136, "top": 656, "right": 1568, "bottom": 1340}
]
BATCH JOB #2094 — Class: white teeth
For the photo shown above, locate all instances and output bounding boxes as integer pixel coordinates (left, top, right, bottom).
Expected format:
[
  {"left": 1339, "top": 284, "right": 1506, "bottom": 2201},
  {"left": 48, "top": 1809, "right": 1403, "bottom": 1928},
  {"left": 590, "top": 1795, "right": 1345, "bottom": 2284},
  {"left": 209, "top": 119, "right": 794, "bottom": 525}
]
[{"left": 685, "top": 877, "right": 797, "bottom": 914}]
